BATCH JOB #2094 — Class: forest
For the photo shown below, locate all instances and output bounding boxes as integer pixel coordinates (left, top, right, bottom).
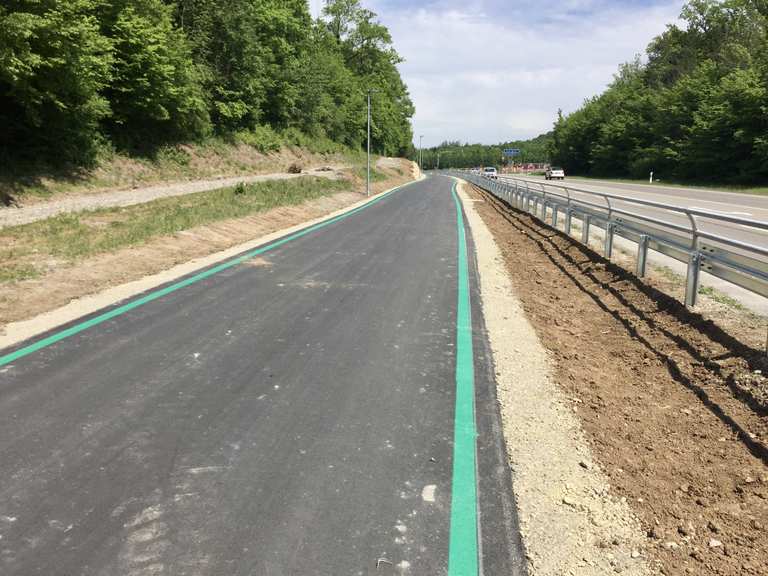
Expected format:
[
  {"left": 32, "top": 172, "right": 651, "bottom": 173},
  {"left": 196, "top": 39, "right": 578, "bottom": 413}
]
[
  {"left": 0, "top": 0, "right": 415, "bottom": 168},
  {"left": 549, "top": 0, "right": 768, "bottom": 184},
  {"left": 420, "top": 133, "right": 553, "bottom": 170}
]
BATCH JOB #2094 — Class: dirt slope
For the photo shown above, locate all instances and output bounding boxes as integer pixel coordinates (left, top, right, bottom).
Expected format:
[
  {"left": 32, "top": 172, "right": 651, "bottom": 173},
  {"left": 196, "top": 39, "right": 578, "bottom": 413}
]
[{"left": 467, "top": 183, "right": 767, "bottom": 576}]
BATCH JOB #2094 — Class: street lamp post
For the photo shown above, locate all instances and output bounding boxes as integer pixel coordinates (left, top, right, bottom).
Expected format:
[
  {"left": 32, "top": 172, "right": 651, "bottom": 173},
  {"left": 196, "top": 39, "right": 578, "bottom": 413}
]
[
  {"left": 419, "top": 135, "right": 424, "bottom": 172},
  {"left": 366, "top": 89, "right": 379, "bottom": 197}
]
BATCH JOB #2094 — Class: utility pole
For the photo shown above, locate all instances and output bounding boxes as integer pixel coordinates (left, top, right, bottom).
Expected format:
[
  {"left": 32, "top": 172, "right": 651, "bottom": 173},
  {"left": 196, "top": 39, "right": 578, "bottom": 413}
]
[
  {"left": 419, "top": 134, "right": 424, "bottom": 172},
  {"left": 366, "top": 89, "right": 378, "bottom": 197}
]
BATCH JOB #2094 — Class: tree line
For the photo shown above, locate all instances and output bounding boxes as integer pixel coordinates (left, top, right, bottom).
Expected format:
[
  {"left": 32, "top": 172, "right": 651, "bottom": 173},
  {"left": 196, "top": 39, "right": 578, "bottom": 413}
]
[
  {"left": 549, "top": 0, "right": 768, "bottom": 184},
  {"left": 0, "top": 0, "right": 415, "bottom": 168},
  {"left": 419, "top": 133, "right": 552, "bottom": 170}
]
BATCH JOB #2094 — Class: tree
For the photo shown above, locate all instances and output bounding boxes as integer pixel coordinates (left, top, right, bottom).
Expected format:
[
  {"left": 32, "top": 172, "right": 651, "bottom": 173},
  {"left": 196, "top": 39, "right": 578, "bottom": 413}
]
[
  {"left": 100, "top": 0, "right": 210, "bottom": 150},
  {"left": 548, "top": 0, "right": 768, "bottom": 184},
  {"left": 0, "top": 0, "right": 112, "bottom": 165}
]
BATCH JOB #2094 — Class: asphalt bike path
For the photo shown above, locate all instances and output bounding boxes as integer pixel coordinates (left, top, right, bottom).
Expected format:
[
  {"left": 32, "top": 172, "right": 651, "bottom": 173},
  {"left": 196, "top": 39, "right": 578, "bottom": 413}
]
[{"left": 0, "top": 175, "right": 525, "bottom": 575}]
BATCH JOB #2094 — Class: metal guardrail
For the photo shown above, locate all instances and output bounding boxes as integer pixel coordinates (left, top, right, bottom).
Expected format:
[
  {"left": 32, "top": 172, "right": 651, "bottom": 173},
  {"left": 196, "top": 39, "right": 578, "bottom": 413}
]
[{"left": 449, "top": 171, "right": 768, "bottom": 309}]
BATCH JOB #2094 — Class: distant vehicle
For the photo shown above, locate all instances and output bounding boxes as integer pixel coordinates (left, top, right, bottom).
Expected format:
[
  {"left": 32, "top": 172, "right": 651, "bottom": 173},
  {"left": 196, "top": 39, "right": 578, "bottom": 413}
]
[
  {"left": 482, "top": 166, "right": 498, "bottom": 179},
  {"left": 545, "top": 166, "right": 565, "bottom": 180}
]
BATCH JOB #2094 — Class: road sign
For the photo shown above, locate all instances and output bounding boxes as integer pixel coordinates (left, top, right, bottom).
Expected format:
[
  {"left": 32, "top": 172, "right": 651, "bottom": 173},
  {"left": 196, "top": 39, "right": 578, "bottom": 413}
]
[{"left": 503, "top": 148, "right": 521, "bottom": 157}]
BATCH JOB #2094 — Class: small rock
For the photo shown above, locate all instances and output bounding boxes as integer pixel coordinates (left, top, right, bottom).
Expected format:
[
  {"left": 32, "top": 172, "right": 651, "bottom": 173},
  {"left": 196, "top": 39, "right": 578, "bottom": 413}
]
[
  {"left": 707, "top": 520, "right": 721, "bottom": 534},
  {"left": 579, "top": 460, "right": 591, "bottom": 470},
  {"left": 648, "top": 527, "right": 664, "bottom": 540},
  {"left": 665, "top": 542, "right": 680, "bottom": 550},
  {"left": 631, "top": 550, "right": 640, "bottom": 559},
  {"left": 562, "top": 496, "right": 577, "bottom": 508},
  {"left": 678, "top": 522, "right": 695, "bottom": 537},
  {"left": 708, "top": 538, "right": 722, "bottom": 548}
]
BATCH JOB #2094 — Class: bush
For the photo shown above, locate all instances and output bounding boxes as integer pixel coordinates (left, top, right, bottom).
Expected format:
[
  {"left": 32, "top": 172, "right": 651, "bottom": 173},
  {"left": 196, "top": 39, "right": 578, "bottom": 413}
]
[{"left": 236, "top": 125, "right": 282, "bottom": 153}]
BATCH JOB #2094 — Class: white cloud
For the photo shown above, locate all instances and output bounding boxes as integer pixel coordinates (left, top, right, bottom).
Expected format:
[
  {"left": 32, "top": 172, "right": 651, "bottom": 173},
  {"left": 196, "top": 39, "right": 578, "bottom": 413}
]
[{"left": 366, "top": 0, "right": 685, "bottom": 147}]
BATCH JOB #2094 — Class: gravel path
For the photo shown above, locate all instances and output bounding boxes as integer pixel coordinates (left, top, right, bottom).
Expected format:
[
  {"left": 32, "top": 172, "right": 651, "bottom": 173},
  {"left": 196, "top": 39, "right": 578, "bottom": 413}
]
[{"left": 0, "top": 168, "right": 341, "bottom": 229}]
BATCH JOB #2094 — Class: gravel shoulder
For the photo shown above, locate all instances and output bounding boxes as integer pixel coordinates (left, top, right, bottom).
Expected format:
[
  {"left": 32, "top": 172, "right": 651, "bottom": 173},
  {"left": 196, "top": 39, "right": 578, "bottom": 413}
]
[
  {"left": 464, "top": 180, "right": 768, "bottom": 576},
  {"left": 456, "top": 181, "right": 653, "bottom": 576}
]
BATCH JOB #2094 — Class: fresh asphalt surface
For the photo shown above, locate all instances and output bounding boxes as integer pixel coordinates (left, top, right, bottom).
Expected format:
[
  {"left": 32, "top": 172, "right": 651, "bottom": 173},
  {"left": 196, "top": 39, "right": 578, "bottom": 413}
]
[{"left": 0, "top": 176, "right": 526, "bottom": 575}]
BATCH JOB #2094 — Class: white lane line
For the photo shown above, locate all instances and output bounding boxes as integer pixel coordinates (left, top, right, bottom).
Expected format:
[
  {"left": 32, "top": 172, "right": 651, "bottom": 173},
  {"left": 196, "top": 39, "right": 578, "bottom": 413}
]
[{"left": 690, "top": 206, "right": 753, "bottom": 217}]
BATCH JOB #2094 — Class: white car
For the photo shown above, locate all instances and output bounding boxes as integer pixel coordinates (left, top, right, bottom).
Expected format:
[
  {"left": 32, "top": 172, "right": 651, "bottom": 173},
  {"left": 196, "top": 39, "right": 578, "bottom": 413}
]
[
  {"left": 482, "top": 167, "right": 498, "bottom": 179},
  {"left": 545, "top": 167, "right": 565, "bottom": 180}
]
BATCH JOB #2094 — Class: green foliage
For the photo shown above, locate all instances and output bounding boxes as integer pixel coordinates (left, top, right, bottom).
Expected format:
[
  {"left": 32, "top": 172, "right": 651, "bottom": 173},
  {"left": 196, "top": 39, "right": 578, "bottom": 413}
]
[
  {"left": 0, "top": 0, "right": 414, "bottom": 169},
  {"left": 0, "top": 0, "right": 113, "bottom": 165},
  {"left": 549, "top": 0, "right": 768, "bottom": 184},
  {"left": 236, "top": 125, "right": 282, "bottom": 153},
  {"left": 101, "top": 0, "right": 210, "bottom": 149},
  {"left": 419, "top": 134, "right": 553, "bottom": 170}
]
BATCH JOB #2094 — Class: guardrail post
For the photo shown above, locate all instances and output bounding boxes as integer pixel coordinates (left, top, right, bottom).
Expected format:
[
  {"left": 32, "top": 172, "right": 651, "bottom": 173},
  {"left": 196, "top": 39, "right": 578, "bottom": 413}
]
[
  {"left": 685, "top": 252, "right": 701, "bottom": 307},
  {"left": 552, "top": 206, "right": 559, "bottom": 229},
  {"left": 564, "top": 210, "right": 572, "bottom": 236},
  {"left": 581, "top": 215, "right": 590, "bottom": 244},
  {"left": 684, "top": 213, "right": 701, "bottom": 308},
  {"left": 604, "top": 223, "right": 614, "bottom": 259},
  {"left": 636, "top": 234, "right": 649, "bottom": 277}
]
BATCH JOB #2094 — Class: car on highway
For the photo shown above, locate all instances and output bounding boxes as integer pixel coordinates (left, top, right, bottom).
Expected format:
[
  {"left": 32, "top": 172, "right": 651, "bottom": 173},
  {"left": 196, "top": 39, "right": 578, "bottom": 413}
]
[
  {"left": 482, "top": 166, "right": 498, "bottom": 179},
  {"left": 545, "top": 166, "right": 565, "bottom": 180}
]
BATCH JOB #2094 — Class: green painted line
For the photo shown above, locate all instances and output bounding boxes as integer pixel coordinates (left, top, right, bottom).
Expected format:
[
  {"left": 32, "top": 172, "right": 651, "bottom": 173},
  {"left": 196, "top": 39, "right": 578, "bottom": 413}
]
[
  {"left": 0, "top": 181, "right": 416, "bottom": 368},
  {"left": 448, "top": 182, "right": 479, "bottom": 576}
]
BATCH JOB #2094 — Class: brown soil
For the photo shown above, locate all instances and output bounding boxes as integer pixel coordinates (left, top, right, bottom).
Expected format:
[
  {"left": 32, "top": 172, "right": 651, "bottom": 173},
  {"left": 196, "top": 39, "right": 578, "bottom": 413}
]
[
  {"left": 467, "top": 184, "right": 768, "bottom": 576},
  {"left": 0, "top": 161, "right": 415, "bottom": 332}
]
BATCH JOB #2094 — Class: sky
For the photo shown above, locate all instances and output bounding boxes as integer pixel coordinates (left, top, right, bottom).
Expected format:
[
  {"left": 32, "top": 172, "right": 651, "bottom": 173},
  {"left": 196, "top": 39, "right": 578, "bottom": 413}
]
[{"left": 311, "top": 0, "right": 687, "bottom": 148}]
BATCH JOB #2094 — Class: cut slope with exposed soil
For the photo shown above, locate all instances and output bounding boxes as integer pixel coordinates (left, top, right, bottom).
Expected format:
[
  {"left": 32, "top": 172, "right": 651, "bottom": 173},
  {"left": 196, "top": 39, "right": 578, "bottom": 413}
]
[{"left": 466, "top": 182, "right": 768, "bottom": 576}]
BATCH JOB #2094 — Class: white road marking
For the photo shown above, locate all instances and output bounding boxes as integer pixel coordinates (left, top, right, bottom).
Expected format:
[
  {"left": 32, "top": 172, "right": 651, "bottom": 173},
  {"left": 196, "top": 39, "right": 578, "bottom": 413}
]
[{"left": 690, "top": 206, "right": 753, "bottom": 217}]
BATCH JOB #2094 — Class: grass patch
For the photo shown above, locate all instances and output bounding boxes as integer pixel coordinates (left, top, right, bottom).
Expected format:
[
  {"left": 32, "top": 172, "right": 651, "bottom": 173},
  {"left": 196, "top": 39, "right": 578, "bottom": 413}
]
[
  {"left": 0, "top": 176, "right": 352, "bottom": 275},
  {"left": 698, "top": 285, "right": 748, "bottom": 311},
  {"left": 353, "top": 165, "right": 387, "bottom": 183},
  {"left": 0, "top": 262, "right": 40, "bottom": 283}
]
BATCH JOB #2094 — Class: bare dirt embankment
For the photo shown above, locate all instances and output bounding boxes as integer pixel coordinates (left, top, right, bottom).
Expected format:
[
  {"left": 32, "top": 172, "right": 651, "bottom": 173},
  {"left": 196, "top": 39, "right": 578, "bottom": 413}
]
[
  {"left": 466, "top": 182, "right": 767, "bottom": 576},
  {"left": 0, "top": 160, "right": 417, "bottom": 338},
  {"left": 458, "top": 183, "right": 652, "bottom": 576}
]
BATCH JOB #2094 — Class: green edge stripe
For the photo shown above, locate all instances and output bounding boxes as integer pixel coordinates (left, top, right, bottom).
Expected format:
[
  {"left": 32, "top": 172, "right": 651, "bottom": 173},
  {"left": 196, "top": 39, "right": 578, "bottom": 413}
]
[
  {"left": 448, "top": 181, "right": 479, "bottom": 576},
  {"left": 0, "top": 181, "right": 415, "bottom": 368}
]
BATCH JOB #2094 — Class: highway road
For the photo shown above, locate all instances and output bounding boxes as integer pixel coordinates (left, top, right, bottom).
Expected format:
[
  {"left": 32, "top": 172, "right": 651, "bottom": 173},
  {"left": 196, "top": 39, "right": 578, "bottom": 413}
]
[
  {"left": 508, "top": 175, "right": 768, "bottom": 215},
  {"left": 0, "top": 176, "right": 526, "bottom": 575},
  {"left": 502, "top": 175, "right": 768, "bottom": 254}
]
